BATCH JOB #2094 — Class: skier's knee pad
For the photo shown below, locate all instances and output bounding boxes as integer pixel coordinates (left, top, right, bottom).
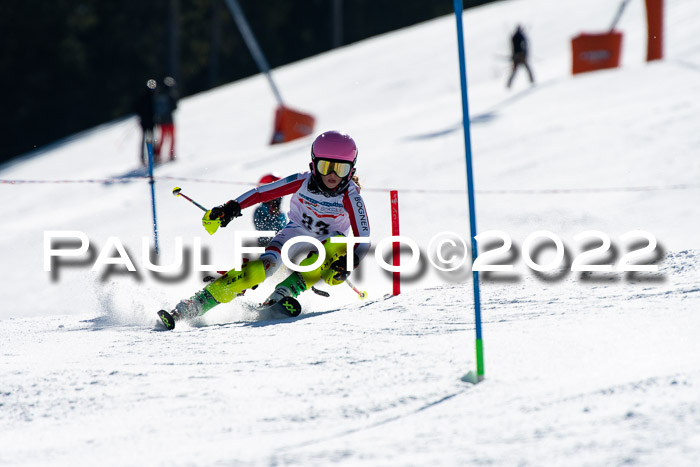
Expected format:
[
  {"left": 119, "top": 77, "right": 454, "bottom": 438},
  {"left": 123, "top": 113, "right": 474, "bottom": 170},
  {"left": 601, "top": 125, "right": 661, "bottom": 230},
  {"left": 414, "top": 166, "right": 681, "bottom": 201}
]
[
  {"left": 298, "top": 236, "right": 348, "bottom": 287},
  {"left": 260, "top": 250, "right": 283, "bottom": 279},
  {"left": 205, "top": 259, "right": 266, "bottom": 303}
]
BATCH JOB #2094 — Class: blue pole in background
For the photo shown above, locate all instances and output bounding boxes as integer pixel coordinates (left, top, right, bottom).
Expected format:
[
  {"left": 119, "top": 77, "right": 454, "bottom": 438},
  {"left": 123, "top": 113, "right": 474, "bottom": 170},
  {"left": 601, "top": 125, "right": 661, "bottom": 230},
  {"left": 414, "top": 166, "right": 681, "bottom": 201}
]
[
  {"left": 453, "top": 0, "right": 484, "bottom": 383},
  {"left": 147, "top": 138, "right": 160, "bottom": 255}
]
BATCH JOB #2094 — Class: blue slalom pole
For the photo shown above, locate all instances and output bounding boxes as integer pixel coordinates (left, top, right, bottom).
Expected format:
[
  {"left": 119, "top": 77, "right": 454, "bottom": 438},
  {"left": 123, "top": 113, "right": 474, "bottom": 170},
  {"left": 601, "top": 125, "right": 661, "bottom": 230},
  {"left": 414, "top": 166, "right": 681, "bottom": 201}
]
[
  {"left": 146, "top": 138, "right": 159, "bottom": 255},
  {"left": 453, "top": 0, "right": 484, "bottom": 383}
]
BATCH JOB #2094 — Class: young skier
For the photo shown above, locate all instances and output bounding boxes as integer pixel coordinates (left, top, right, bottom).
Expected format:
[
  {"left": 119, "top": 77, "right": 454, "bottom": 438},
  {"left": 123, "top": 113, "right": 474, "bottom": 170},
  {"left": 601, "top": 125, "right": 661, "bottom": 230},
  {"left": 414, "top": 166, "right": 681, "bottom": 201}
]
[{"left": 158, "top": 131, "right": 371, "bottom": 329}]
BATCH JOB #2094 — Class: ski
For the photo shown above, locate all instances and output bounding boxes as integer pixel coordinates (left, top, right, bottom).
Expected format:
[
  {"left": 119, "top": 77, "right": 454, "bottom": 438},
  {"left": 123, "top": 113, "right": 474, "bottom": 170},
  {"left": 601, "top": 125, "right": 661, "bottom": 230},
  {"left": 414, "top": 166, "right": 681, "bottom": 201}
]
[
  {"left": 157, "top": 295, "right": 301, "bottom": 331},
  {"left": 262, "top": 295, "right": 302, "bottom": 318},
  {"left": 157, "top": 309, "right": 177, "bottom": 330}
]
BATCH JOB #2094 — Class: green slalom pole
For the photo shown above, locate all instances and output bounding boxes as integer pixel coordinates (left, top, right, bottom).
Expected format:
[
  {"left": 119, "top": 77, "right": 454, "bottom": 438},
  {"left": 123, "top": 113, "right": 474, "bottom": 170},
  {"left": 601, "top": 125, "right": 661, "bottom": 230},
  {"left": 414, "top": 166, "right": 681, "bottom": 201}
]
[{"left": 453, "top": 0, "right": 484, "bottom": 384}]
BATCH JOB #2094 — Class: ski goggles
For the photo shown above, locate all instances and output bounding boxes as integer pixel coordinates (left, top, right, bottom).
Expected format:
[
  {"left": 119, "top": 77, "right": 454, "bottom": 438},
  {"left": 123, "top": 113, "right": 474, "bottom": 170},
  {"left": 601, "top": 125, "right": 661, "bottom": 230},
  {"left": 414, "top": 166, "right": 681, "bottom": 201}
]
[{"left": 316, "top": 159, "right": 353, "bottom": 177}]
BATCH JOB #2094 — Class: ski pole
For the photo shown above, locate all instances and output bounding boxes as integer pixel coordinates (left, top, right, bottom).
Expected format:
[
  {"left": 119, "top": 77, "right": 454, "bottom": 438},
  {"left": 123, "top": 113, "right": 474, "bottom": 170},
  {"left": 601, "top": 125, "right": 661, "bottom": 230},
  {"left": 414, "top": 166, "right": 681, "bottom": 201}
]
[
  {"left": 172, "top": 186, "right": 208, "bottom": 212},
  {"left": 172, "top": 187, "right": 221, "bottom": 235},
  {"left": 346, "top": 278, "right": 367, "bottom": 299}
]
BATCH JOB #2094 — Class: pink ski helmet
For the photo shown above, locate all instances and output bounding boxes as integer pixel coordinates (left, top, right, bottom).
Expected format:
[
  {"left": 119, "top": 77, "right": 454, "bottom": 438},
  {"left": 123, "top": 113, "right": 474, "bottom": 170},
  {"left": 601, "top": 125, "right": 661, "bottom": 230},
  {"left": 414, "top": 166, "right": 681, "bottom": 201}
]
[{"left": 310, "top": 131, "right": 358, "bottom": 195}]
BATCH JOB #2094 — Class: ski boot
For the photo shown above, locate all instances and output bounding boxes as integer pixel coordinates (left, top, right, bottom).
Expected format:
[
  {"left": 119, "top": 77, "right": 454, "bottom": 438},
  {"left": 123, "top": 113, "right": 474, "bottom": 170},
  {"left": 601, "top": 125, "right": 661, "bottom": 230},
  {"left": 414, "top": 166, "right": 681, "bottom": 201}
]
[
  {"left": 260, "top": 238, "right": 348, "bottom": 317},
  {"left": 158, "top": 260, "right": 266, "bottom": 330},
  {"left": 158, "top": 288, "right": 219, "bottom": 330},
  {"left": 262, "top": 272, "right": 305, "bottom": 318},
  {"left": 263, "top": 272, "right": 307, "bottom": 305}
]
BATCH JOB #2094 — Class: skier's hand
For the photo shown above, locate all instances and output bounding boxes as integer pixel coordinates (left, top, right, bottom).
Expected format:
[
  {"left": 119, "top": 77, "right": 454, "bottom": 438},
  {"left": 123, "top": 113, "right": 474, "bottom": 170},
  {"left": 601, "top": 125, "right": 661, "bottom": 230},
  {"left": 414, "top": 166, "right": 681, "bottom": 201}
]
[
  {"left": 209, "top": 200, "right": 241, "bottom": 227},
  {"left": 330, "top": 255, "right": 359, "bottom": 283}
]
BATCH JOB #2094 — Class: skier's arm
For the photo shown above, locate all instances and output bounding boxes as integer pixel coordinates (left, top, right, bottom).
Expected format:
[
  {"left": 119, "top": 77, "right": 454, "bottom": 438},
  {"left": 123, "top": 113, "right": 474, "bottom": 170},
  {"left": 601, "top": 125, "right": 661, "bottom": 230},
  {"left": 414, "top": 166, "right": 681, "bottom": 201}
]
[
  {"left": 210, "top": 174, "right": 304, "bottom": 227},
  {"left": 235, "top": 173, "right": 305, "bottom": 209},
  {"left": 342, "top": 186, "right": 371, "bottom": 266}
]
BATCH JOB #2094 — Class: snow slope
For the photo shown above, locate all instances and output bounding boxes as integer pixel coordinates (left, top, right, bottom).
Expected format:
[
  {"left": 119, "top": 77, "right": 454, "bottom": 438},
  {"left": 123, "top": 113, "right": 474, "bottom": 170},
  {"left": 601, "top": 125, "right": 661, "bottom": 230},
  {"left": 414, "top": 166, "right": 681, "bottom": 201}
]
[{"left": 2, "top": 0, "right": 700, "bottom": 465}]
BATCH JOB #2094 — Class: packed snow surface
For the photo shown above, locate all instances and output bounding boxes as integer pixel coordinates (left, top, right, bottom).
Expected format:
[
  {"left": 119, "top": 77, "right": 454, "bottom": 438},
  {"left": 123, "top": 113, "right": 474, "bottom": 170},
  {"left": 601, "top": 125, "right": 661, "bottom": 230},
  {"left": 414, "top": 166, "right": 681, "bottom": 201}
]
[{"left": 2, "top": 0, "right": 700, "bottom": 465}]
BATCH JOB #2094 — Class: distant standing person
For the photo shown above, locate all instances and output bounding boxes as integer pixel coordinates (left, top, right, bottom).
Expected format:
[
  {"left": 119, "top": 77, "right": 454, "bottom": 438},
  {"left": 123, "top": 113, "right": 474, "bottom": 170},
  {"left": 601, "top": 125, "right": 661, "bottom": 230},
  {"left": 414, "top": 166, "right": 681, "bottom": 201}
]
[
  {"left": 135, "top": 79, "right": 157, "bottom": 166},
  {"left": 507, "top": 25, "right": 535, "bottom": 89},
  {"left": 154, "top": 76, "right": 179, "bottom": 162}
]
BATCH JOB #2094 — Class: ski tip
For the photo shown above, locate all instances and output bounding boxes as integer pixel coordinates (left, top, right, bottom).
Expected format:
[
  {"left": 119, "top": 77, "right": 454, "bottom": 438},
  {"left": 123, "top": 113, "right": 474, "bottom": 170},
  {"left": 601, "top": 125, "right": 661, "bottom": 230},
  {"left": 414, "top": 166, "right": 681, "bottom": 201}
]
[
  {"left": 278, "top": 296, "right": 302, "bottom": 317},
  {"left": 157, "top": 310, "right": 176, "bottom": 330}
]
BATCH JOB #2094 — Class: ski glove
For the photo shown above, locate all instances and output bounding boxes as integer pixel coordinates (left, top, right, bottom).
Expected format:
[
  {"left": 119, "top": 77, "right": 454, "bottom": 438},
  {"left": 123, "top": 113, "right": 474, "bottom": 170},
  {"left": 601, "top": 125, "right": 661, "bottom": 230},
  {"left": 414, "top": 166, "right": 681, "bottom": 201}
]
[
  {"left": 330, "top": 254, "right": 359, "bottom": 282},
  {"left": 209, "top": 200, "right": 242, "bottom": 227}
]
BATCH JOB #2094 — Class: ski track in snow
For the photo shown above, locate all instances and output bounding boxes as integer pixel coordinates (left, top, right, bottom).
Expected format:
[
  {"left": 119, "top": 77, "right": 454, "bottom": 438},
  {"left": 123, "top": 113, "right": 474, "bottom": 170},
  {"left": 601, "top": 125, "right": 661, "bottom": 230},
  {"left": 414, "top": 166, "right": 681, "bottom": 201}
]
[{"left": 2, "top": 250, "right": 699, "bottom": 465}]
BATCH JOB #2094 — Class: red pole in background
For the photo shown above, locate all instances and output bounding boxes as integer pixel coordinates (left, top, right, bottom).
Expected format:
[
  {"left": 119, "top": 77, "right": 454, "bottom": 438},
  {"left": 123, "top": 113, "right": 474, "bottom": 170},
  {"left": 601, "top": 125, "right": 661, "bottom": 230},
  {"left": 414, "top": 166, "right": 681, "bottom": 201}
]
[
  {"left": 390, "top": 190, "right": 400, "bottom": 296},
  {"left": 645, "top": 0, "right": 664, "bottom": 61}
]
